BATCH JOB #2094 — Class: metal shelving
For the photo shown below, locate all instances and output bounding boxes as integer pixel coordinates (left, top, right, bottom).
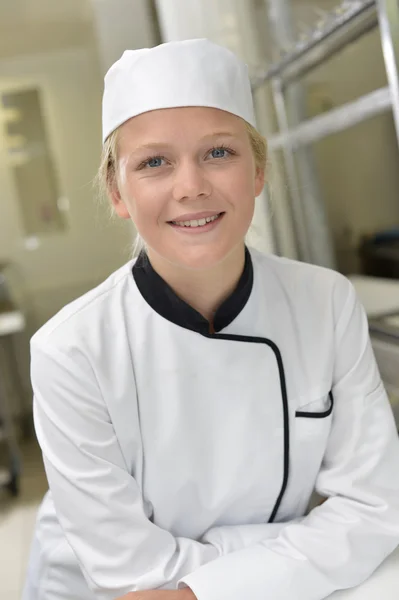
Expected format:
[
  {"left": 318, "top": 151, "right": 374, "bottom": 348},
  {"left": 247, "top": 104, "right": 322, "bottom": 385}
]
[
  {"left": 268, "top": 86, "right": 392, "bottom": 150},
  {"left": 256, "top": 0, "right": 399, "bottom": 267},
  {"left": 253, "top": 1, "right": 377, "bottom": 87}
]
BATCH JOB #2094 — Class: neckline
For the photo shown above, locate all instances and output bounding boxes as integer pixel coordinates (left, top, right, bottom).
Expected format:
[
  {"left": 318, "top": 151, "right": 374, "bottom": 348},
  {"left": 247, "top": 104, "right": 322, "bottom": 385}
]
[{"left": 132, "top": 247, "right": 254, "bottom": 335}]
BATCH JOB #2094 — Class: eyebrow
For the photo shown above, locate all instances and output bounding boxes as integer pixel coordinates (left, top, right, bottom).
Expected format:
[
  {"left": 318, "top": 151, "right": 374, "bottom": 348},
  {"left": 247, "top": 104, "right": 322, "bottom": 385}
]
[
  {"left": 130, "top": 132, "right": 238, "bottom": 155},
  {"left": 202, "top": 131, "right": 237, "bottom": 139}
]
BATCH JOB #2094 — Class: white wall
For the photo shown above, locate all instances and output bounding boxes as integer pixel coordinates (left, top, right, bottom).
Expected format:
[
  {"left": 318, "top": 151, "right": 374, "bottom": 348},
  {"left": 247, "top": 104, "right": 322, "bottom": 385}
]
[
  {"left": 90, "top": 0, "right": 159, "bottom": 74},
  {"left": 0, "top": 46, "right": 134, "bottom": 330},
  {"left": 0, "top": 44, "right": 138, "bottom": 405}
]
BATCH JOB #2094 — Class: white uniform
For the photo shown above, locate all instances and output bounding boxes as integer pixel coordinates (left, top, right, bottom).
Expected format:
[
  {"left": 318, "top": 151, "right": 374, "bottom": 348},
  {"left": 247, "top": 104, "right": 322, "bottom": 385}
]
[{"left": 23, "top": 247, "right": 399, "bottom": 600}]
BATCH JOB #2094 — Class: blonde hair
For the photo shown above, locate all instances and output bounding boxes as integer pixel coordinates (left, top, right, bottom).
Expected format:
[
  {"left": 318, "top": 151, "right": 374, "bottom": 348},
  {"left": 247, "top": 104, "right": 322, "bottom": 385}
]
[{"left": 96, "top": 120, "right": 268, "bottom": 255}]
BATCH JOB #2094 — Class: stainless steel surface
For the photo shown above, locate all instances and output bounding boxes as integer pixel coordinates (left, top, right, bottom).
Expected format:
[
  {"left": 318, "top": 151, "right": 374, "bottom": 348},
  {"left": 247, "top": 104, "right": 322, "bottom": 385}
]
[
  {"left": 252, "top": 85, "right": 298, "bottom": 260},
  {"left": 370, "top": 334, "right": 399, "bottom": 427},
  {"left": 266, "top": 0, "right": 336, "bottom": 269},
  {"left": 280, "top": 11, "right": 378, "bottom": 89},
  {"left": 377, "top": 0, "right": 399, "bottom": 147},
  {"left": 369, "top": 314, "right": 399, "bottom": 340},
  {"left": 253, "top": 1, "right": 376, "bottom": 88},
  {"left": 369, "top": 309, "right": 399, "bottom": 427},
  {"left": 272, "top": 79, "right": 312, "bottom": 262},
  {"left": 268, "top": 86, "right": 392, "bottom": 150}
]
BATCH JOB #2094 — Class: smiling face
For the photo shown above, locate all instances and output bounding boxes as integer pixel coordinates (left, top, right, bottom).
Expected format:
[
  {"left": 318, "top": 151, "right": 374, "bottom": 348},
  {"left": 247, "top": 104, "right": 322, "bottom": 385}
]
[{"left": 110, "top": 106, "right": 265, "bottom": 271}]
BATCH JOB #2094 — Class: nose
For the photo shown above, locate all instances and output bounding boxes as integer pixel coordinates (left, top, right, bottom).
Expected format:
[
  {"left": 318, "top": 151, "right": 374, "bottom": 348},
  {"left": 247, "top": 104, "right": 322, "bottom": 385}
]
[{"left": 172, "top": 160, "right": 212, "bottom": 203}]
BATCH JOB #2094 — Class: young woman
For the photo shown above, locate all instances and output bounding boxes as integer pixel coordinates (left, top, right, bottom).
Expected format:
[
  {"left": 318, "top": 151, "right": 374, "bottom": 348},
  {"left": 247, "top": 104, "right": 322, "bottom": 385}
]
[{"left": 23, "top": 39, "right": 399, "bottom": 600}]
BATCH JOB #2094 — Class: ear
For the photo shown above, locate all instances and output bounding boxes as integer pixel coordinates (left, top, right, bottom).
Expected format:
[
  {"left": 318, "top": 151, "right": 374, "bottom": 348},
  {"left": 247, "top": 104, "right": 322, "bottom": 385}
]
[
  {"left": 254, "top": 166, "right": 265, "bottom": 197},
  {"left": 108, "top": 179, "right": 131, "bottom": 220}
]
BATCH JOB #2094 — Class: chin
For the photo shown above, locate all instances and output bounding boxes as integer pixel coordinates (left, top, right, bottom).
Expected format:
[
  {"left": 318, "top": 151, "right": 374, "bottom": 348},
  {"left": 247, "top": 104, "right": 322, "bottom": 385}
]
[{"left": 170, "top": 240, "right": 241, "bottom": 271}]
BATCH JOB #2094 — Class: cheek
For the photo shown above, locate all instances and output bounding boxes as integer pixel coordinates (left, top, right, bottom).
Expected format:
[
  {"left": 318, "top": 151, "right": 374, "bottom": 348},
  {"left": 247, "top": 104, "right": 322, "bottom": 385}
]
[
  {"left": 232, "top": 168, "right": 257, "bottom": 224},
  {"left": 222, "top": 165, "right": 257, "bottom": 206},
  {"left": 122, "top": 179, "right": 166, "bottom": 229}
]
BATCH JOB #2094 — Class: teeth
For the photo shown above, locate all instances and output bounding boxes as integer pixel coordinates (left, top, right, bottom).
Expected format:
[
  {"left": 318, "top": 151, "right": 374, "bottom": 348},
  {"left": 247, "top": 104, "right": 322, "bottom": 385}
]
[{"left": 172, "top": 213, "right": 221, "bottom": 228}]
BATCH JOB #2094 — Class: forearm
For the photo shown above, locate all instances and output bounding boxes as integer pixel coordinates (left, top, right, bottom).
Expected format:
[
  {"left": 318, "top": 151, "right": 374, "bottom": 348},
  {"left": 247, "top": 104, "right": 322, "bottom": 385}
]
[{"left": 201, "top": 516, "right": 306, "bottom": 554}]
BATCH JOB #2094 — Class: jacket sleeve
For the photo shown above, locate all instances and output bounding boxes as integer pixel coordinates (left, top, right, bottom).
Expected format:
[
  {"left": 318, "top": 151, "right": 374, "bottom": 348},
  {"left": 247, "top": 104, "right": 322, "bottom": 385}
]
[
  {"left": 32, "top": 340, "right": 223, "bottom": 600},
  {"left": 199, "top": 518, "right": 304, "bottom": 553},
  {"left": 32, "top": 339, "right": 309, "bottom": 599},
  {"left": 178, "top": 276, "right": 399, "bottom": 600}
]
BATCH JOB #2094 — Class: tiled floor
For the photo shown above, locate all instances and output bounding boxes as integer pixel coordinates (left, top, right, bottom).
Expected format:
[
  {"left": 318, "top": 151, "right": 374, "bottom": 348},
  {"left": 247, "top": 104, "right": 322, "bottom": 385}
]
[{"left": 0, "top": 439, "right": 48, "bottom": 600}]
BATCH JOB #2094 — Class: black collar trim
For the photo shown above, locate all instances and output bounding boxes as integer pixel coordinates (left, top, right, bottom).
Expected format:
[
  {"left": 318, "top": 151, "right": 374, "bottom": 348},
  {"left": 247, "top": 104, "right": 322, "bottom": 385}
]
[{"left": 132, "top": 247, "right": 253, "bottom": 335}]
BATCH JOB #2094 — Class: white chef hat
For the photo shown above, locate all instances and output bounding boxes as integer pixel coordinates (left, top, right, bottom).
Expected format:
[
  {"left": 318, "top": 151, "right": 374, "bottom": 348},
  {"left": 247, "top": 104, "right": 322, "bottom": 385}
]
[{"left": 102, "top": 38, "right": 256, "bottom": 143}]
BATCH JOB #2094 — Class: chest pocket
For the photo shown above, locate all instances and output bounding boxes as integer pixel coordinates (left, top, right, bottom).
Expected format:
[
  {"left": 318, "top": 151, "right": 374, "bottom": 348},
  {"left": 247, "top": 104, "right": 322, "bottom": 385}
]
[
  {"left": 296, "top": 391, "right": 334, "bottom": 419},
  {"left": 295, "top": 391, "right": 334, "bottom": 439},
  {"left": 294, "top": 390, "right": 333, "bottom": 458},
  {"left": 290, "top": 392, "right": 334, "bottom": 512}
]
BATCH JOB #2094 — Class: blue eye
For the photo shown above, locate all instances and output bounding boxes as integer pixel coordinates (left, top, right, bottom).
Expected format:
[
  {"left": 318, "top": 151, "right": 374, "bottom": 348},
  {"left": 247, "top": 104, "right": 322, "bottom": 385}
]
[
  {"left": 209, "top": 146, "right": 235, "bottom": 160},
  {"left": 136, "top": 155, "right": 167, "bottom": 170},
  {"left": 147, "top": 157, "right": 164, "bottom": 168},
  {"left": 211, "top": 148, "right": 227, "bottom": 159}
]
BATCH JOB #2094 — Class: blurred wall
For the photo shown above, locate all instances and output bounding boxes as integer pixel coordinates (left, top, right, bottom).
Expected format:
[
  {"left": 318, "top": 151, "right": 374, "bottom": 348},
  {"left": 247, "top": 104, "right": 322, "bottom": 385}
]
[
  {"left": 0, "top": 2, "right": 159, "bottom": 405},
  {"left": 0, "top": 46, "right": 133, "bottom": 405},
  {"left": 0, "top": 46, "right": 133, "bottom": 331},
  {"left": 90, "top": 0, "right": 160, "bottom": 74}
]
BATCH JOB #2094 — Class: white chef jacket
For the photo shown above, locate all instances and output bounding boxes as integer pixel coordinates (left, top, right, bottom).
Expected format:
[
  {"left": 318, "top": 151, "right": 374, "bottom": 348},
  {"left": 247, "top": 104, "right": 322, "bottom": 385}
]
[{"left": 23, "top": 247, "right": 399, "bottom": 600}]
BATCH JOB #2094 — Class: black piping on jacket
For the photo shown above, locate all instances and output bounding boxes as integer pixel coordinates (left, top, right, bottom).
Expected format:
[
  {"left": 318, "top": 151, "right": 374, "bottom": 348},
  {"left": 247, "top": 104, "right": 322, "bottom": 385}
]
[
  {"left": 133, "top": 247, "right": 290, "bottom": 523},
  {"left": 296, "top": 391, "right": 334, "bottom": 419},
  {"left": 202, "top": 332, "right": 290, "bottom": 523}
]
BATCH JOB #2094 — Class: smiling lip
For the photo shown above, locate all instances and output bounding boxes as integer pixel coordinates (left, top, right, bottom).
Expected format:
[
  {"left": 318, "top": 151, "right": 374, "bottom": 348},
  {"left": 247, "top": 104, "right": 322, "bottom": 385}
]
[
  {"left": 168, "top": 211, "right": 225, "bottom": 233},
  {"left": 168, "top": 211, "right": 223, "bottom": 223}
]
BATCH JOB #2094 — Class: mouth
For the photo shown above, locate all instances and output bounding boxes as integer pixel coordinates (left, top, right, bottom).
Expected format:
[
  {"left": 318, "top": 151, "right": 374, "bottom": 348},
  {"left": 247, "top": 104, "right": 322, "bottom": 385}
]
[{"left": 168, "top": 212, "right": 225, "bottom": 229}]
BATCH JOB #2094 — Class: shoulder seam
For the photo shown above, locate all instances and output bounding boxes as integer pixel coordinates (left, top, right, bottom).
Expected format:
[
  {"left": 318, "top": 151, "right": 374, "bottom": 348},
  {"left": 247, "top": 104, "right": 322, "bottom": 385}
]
[{"left": 32, "top": 263, "right": 134, "bottom": 342}]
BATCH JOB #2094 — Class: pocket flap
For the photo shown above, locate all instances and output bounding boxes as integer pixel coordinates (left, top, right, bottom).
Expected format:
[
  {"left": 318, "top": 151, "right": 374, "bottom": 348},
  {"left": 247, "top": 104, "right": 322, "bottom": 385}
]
[{"left": 296, "top": 392, "right": 334, "bottom": 419}]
